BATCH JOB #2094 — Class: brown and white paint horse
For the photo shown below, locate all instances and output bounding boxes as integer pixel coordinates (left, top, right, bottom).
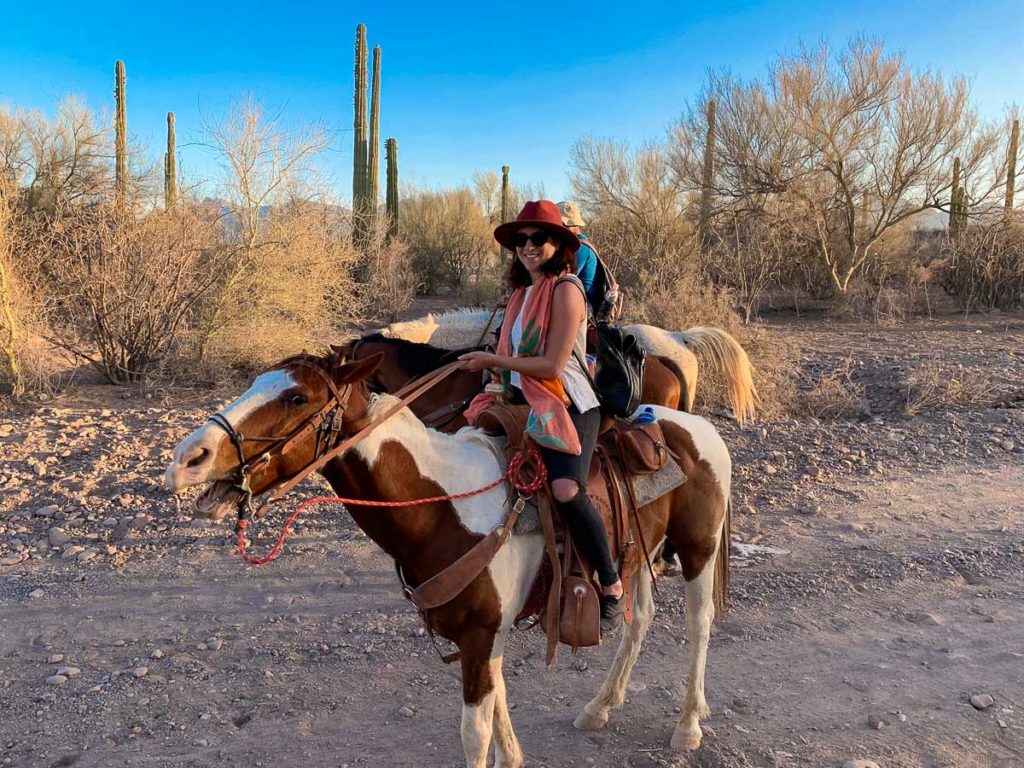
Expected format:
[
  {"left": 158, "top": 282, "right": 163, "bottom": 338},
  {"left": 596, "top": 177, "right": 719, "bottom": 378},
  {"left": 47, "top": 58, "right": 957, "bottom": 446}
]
[{"left": 165, "top": 352, "right": 732, "bottom": 767}]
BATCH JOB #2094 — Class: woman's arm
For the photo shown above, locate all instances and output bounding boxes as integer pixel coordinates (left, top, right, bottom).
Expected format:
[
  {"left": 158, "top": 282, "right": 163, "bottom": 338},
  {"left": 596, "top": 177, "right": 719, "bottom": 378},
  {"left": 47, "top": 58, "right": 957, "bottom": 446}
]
[{"left": 460, "top": 281, "right": 585, "bottom": 378}]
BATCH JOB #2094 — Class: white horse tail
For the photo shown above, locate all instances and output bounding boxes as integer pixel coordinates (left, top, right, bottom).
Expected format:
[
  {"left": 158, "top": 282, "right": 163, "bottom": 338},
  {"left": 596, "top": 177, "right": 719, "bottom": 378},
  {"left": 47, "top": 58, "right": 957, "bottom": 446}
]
[{"left": 676, "top": 327, "right": 758, "bottom": 424}]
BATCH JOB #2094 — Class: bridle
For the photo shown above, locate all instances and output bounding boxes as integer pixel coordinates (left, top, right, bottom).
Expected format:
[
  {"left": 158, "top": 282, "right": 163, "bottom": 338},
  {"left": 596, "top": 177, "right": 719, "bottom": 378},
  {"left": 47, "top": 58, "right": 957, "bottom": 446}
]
[
  {"left": 204, "top": 355, "right": 466, "bottom": 531},
  {"left": 207, "top": 359, "right": 354, "bottom": 523}
]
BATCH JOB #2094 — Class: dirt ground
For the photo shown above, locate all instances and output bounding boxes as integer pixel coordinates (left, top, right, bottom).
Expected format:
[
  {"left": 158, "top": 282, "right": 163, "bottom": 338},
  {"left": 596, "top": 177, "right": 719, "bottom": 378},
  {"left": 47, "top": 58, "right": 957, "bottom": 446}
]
[{"left": 1, "top": 313, "right": 1022, "bottom": 768}]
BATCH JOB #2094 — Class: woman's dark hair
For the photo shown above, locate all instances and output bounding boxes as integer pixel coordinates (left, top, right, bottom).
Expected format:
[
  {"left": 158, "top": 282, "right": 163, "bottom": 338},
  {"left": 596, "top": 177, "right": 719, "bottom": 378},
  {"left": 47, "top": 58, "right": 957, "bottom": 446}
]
[{"left": 506, "top": 228, "right": 578, "bottom": 288}]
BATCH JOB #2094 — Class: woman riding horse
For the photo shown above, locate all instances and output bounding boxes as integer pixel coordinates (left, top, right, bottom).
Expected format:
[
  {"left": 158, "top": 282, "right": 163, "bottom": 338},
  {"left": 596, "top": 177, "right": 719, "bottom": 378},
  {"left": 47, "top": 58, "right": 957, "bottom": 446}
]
[{"left": 459, "top": 200, "right": 626, "bottom": 633}]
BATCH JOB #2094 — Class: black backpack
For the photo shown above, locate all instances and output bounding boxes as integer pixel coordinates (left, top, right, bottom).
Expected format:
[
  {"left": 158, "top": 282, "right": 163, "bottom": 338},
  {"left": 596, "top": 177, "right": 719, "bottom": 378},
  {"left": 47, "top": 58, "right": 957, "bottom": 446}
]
[{"left": 578, "top": 321, "right": 645, "bottom": 418}]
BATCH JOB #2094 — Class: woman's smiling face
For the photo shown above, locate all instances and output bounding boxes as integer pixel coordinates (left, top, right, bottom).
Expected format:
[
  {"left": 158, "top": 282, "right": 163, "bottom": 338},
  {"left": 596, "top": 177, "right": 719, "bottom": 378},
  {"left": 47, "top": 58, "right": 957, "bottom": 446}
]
[{"left": 515, "top": 226, "right": 560, "bottom": 275}]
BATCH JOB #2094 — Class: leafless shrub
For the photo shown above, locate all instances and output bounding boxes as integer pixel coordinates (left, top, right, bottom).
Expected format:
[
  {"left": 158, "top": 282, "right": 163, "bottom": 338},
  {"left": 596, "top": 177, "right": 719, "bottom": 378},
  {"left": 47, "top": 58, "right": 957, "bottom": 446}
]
[
  {"left": 796, "top": 357, "right": 869, "bottom": 420},
  {"left": 627, "top": 246, "right": 738, "bottom": 333},
  {"left": 569, "top": 138, "right": 693, "bottom": 285},
  {"left": 0, "top": 176, "right": 30, "bottom": 396},
  {"left": 24, "top": 200, "right": 226, "bottom": 382},
  {"left": 398, "top": 187, "right": 493, "bottom": 294},
  {"left": 358, "top": 214, "right": 416, "bottom": 323},
  {"left": 193, "top": 98, "right": 363, "bottom": 369},
  {"left": 941, "top": 214, "right": 1024, "bottom": 311},
  {"left": 199, "top": 199, "right": 362, "bottom": 369},
  {"left": 904, "top": 362, "right": 999, "bottom": 416}
]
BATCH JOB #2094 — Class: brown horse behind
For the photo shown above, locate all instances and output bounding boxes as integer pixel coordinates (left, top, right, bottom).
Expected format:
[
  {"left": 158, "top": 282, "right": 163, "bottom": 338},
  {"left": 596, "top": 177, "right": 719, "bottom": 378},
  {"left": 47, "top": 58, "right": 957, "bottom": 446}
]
[{"left": 341, "top": 333, "right": 684, "bottom": 432}]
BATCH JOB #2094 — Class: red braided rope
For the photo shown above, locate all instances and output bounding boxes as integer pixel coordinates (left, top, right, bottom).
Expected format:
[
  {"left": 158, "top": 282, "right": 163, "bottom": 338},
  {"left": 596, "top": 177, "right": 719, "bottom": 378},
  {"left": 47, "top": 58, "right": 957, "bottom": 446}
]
[{"left": 236, "top": 447, "right": 546, "bottom": 566}]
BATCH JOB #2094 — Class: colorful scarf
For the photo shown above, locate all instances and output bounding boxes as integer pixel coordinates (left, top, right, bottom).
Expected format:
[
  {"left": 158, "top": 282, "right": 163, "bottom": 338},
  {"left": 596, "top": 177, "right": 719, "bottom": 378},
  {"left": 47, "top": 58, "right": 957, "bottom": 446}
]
[{"left": 464, "top": 275, "right": 581, "bottom": 454}]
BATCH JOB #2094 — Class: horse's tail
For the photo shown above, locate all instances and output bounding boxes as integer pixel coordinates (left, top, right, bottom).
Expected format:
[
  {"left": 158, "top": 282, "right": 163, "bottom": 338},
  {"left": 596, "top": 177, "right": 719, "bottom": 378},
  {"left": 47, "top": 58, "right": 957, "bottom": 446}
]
[
  {"left": 676, "top": 327, "right": 758, "bottom": 424},
  {"left": 713, "top": 497, "right": 731, "bottom": 621}
]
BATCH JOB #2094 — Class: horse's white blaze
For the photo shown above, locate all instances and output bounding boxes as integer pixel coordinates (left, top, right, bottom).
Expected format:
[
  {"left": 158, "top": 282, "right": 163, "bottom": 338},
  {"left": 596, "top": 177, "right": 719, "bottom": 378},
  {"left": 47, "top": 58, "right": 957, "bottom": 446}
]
[
  {"left": 219, "top": 369, "right": 298, "bottom": 428},
  {"left": 645, "top": 405, "right": 732, "bottom": 499}
]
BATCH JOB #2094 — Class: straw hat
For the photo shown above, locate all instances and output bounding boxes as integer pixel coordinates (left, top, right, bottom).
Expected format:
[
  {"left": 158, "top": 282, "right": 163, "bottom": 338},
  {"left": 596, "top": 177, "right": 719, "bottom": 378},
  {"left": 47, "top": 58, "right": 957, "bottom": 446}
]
[{"left": 557, "top": 200, "right": 586, "bottom": 228}]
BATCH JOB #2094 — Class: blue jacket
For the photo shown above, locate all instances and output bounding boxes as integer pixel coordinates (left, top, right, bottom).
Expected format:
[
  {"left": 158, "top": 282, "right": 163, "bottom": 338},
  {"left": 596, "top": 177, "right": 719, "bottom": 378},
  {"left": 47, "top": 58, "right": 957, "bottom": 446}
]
[{"left": 575, "top": 235, "right": 601, "bottom": 311}]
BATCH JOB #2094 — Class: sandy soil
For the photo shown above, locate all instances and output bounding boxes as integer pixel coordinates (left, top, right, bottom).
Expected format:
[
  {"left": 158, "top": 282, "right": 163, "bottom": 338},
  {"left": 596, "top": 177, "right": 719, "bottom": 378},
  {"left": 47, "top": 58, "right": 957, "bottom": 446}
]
[{"left": 0, "top": 313, "right": 1022, "bottom": 768}]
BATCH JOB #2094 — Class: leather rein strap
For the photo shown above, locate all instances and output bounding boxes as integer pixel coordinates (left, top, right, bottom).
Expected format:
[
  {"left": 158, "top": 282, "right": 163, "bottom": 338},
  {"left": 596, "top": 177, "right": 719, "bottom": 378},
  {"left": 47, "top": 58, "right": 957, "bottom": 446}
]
[{"left": 251, "top": 359, "right": 466, "bottom": 520}]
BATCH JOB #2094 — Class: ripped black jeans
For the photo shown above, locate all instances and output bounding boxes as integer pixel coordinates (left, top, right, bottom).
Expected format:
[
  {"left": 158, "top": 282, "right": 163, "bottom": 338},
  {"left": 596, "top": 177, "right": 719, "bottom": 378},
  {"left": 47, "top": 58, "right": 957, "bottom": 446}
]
[{"left": 530, "top": 399, "right": 618, "bottom": 587}]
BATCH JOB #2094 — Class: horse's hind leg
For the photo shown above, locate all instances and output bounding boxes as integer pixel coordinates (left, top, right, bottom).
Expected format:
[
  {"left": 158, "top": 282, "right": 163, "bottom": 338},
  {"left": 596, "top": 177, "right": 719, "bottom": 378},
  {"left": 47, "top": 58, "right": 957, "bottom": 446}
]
[
  {"left": 574, "top": 567, "right": 655, "bottom": 731},
  {"left": 490, "top": 657, "right": 523, "bottom": 768},
  {"left": 670, "top": 549, "right": 718, "bottom": 751}
]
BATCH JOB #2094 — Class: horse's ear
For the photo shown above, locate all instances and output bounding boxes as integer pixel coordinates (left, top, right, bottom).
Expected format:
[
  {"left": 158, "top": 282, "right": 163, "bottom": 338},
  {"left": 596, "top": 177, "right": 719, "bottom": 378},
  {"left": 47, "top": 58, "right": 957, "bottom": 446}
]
[
  {"left": 334, "top": 352, "right": 383, "bottom": 384},
  {"left": 329, "top": 342, "right": 351, "bottom": 362}
]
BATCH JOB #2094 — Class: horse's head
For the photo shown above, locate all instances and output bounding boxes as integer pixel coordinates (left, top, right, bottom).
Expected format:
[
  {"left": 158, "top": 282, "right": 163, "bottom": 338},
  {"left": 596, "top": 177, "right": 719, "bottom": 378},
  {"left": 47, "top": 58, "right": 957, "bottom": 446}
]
[{"left": 165, "top": 352, "right": 383, "bottom": 521}]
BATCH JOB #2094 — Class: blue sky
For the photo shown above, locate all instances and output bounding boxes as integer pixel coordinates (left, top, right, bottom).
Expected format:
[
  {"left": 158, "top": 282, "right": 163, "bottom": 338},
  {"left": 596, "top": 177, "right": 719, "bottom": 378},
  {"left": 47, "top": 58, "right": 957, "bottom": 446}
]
[{"left": 0, "top": 0, "right": 1020, "bottom": 202}]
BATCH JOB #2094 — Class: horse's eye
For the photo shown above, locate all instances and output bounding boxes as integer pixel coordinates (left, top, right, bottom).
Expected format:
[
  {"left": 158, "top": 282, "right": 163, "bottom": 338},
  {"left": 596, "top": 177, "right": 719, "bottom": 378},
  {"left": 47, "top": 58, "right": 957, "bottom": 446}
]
[{"left": 289, "top": 394, "right": 307, "bottom": 406}]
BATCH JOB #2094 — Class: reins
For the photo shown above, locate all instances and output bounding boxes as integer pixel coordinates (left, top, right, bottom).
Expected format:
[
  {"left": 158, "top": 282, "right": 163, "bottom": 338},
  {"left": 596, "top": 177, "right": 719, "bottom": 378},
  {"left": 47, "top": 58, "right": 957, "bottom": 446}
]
[{"left": 236, "top": 446, "right": 546, "bottom": 565}]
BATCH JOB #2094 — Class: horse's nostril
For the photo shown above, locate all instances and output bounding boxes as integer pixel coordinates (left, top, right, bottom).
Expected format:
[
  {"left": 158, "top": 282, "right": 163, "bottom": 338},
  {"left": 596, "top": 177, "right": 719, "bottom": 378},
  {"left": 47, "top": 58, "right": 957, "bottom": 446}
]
[{"left": 186, "top": 447, "right": 210, "bottom": 469}]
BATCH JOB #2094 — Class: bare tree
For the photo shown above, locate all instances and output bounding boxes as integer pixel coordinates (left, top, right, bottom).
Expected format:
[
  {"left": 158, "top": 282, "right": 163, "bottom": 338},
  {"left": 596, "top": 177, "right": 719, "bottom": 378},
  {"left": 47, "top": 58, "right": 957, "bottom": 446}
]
[
  {"left": 25, "top": 200, "right": 228, "bottom": 382},
  {"left": 0, "top": 99, "right": 111, "bottom": 212},
  {"left": 195, "top": 97, "right": 340, "bottom": 360},
  {"left": 570, "top": 137, "right": 694, "bottom": 283},
  {"left": 672, "top": 39, "right": 1003, "bottom": 295}
]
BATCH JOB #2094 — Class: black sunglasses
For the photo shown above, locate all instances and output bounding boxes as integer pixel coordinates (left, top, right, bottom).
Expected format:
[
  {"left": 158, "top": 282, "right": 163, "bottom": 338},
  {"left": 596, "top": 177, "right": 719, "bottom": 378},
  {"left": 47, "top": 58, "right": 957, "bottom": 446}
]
[{"left": 514, "top": 231, "right": 551, "bottom": 248}]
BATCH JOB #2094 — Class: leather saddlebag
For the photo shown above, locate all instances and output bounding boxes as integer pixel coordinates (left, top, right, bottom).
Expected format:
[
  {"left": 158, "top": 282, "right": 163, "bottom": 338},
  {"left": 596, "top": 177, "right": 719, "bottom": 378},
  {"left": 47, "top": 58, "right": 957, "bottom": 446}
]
[
  {"left": 557, "top": 536, "right": 601, "bottom": 651},
  {"left": 559, "top": 575, "right": 601, "bottom": 651},
  {"left": 618, "top": 421, "right": 669, "bottom": 475}
]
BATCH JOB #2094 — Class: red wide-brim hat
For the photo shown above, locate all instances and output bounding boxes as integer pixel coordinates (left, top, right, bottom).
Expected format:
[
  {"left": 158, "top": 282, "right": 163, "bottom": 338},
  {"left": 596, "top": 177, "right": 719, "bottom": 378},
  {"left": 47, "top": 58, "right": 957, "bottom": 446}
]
[{"left": 494, "top": 200, "right": 581, "bottom": 254}]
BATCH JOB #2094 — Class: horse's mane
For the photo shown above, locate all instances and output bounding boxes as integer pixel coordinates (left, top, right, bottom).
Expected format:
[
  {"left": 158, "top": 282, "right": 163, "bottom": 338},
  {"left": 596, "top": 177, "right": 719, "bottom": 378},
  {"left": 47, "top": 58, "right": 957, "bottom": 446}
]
[
  {"left": 360, "top": 333, "right": 479, "bottom": 377},
  {"left": 270, "top": 352, "right": 334, "bottom": 373}
]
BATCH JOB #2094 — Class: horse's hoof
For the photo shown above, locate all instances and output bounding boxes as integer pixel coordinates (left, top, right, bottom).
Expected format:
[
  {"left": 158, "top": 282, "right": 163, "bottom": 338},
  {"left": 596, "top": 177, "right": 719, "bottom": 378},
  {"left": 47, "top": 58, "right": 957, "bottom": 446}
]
[
  {"left": 573, "top": 709, "right": 609, "bottom": 731},
  {"left": 669, "top": 726, "right": 702, "bottom": 751}
]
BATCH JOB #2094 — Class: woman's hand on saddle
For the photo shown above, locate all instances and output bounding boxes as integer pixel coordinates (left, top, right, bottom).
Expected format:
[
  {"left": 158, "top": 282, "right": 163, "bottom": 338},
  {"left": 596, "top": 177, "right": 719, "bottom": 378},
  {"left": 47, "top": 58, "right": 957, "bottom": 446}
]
[{"left": 458, "top": 350, "right": 500, "bottom": 373}]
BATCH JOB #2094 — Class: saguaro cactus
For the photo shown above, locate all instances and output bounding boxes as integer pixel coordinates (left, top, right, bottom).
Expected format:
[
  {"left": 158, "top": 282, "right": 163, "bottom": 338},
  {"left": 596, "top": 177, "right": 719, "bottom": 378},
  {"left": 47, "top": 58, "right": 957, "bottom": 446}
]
[
  {"left": 164, "top": 112, "right": 177, "bottom": 210},
  {"left": 949, "top": 158, "right": 962, "bottom": 238},
  {"left": 500, "top": 166, "right": 511, "bottom": 258},
  {"left": 114, "top": 60, "right": 128, "bottom": 203},
  {"left": 353, "top": 24, "right": 369, "bottom": 239},
  {"left": 699, "top": 99, "right": 717, "bottom": 250},
  {"left": 368, "top": 45, "right": 381, "bottom": 222},
  {"left": 1006, "top": 119, "right": 1019, "bottom": 215},
  {"left": 385, "top": 137, "right": 399, "bottom": 236}
]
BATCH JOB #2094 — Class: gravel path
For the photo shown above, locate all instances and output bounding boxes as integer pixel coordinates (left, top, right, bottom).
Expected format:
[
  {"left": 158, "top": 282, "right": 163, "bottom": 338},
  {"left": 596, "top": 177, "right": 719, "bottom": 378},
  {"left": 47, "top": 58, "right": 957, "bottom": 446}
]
[{"left": 1, "top": 313, "right": 1022, "bottom": 767}]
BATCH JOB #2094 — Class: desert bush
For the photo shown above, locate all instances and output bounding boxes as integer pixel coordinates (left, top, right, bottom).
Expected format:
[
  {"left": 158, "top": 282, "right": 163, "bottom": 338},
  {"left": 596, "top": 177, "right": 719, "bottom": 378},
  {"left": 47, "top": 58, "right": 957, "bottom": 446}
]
[
  {"left": 358, "top": 214, "right": 416, "bottom": 323},
  {"left": 904, "top": 362, "right": 999, "bottom": 416},
  {"left": 22, "top": 200, "right": 227, "bottom": 382},
  {"left": 793, "top": 356, "right": 869, "bottom": 419},
  {"left": 569, "top": 138, "right": 694, "bottom": 285},
  {"left": 193, "top": 98, "right": 366, "bottom": 369},
  {"left": 398, "top": 187, "right": 493, "bottom": 294},
  {"left": 0, "top": 178, "right": 30, "bottom": 396},
  {"left": 199, "top": 199, "right": 362, "bottom": 369},
  {"left": 941, "top": 215, "right": 1024, "bottom": 311}
]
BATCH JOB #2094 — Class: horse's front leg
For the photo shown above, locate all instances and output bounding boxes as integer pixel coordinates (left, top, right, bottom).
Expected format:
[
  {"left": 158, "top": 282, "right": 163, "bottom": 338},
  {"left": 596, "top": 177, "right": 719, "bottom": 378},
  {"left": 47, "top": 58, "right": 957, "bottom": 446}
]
[
  {"left": 459, "top": 628, "right": 503, "bottom": 768},
  {"left": 489, "top": 653, "right": 523, "bottom": 768}
]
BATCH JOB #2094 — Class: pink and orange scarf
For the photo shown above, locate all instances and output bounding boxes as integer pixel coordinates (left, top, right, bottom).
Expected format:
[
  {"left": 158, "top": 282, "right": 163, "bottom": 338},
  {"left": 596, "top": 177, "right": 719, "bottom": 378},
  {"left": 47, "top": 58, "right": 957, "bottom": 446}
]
[{"left": 464, "top": 275, "right": 581, "bottom": 454}]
